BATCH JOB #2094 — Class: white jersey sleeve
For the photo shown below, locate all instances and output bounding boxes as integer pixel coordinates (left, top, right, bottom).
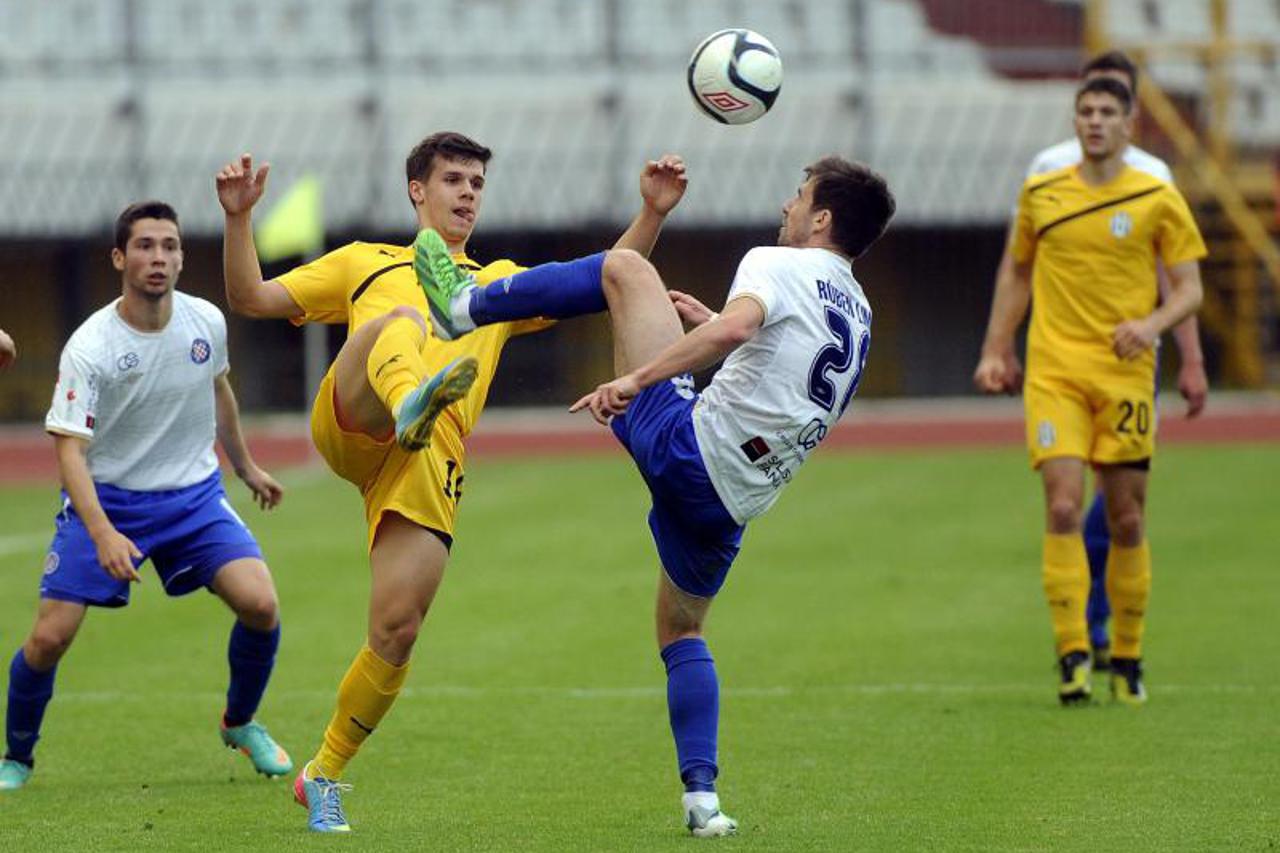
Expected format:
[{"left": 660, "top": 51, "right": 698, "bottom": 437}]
[
  {"left": 46, "top": 337, "right": 102, "bottom": 440},
  {"left": 725, "top": 247, "right": 795, "bottom": 327},
  {"left": 195, "top": 296, "right": 231, "bottom": 375}
]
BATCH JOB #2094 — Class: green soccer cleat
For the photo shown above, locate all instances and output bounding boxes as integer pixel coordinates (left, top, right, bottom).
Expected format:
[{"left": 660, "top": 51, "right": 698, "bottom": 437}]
[
  {"left": 220, "top": 719, "right": 294, "bottom": 777},
  {"left": 0, "top": 758, "right": 32, "bottom": 790},
  {"left": 1110, "top": 657, "right": 1148, "bottom": 706},
  {"left": 413, "top": 227, "right": 476, "bottom": 340},
  {"left": 294, "top": 762, "right": 353, "bottom": 833},
  {"left": 394, "top": 355, "right": 479, "bottom": 452},
  {"left": 1057, "top": 650, "right": 1093, "bottom": 706}
]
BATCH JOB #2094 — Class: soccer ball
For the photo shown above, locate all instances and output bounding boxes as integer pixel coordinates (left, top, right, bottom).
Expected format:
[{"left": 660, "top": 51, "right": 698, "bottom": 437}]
[{"left": 687, "top": 29, "right": 783, "bottom": 125}]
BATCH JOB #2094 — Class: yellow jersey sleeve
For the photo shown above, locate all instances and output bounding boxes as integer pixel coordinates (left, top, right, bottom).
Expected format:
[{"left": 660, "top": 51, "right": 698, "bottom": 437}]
[
  {"left": 1011, "top": 180, "right": 1037, "bottom": 265},
  {"left": 276, "top": 244, "right": 360, "bottom": 326},
  {"left": 1155, "top": 186, "right": 1208, "bottom": 268}
]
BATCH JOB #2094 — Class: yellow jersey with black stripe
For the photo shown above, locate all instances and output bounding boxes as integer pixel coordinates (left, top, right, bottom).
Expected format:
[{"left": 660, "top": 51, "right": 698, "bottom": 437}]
[
  {"left": 1011, "top": 165, "right": 1206, "bottom": 380},
  {"left": 276, "top": 241, "right": 551, "bottom": 547},
  {"left": 278, "top": 241, "right": 548, "bottom": 437}
]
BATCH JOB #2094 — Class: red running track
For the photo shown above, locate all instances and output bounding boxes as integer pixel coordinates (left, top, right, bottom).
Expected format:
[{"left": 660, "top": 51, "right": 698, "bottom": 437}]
[{"left": 1, "top": 397, "right": 1277, "bottom": 484}]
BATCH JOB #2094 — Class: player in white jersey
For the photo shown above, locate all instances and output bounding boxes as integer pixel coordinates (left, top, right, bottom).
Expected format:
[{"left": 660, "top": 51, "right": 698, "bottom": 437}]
[
  {"left": 0, "top": 202, "right": 292, "bottom": 791},
  {"left": 415, "top": 155, "right": 895, "bottom": 836},
  {"left": 977, "top": 50, "right": 1208, "bottom": 667}
]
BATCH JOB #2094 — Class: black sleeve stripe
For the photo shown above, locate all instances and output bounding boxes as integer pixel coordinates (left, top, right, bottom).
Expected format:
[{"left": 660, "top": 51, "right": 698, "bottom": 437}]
[
  {"left": 1036, "top": 185, "right": 1165, "bottom": 239},
  {"left": 350, "top": 262, "right": 412, "bottom": 304}
]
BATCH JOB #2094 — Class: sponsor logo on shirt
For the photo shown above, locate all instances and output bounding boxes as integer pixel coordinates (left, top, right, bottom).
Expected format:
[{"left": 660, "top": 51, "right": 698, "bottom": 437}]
[
  {"left": 797, "top": 418, "right": 828, "bottom": 451},
  {"left": 117, "top": 352, "right": 139, "bottom": 371},
  {"left": 190, "top": 338, "right": 212, "bottom": 364},
  {"left": 740, "top": 435, "right": 771, "bottom": 462}
]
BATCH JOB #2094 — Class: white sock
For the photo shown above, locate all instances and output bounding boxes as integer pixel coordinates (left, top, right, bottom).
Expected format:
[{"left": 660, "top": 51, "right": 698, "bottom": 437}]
[
  {"left": 450, "top": 286, "right": 478, "bottom": 333},
  {"left": 682, "top": 791, "right": 721, "bottom": 813}
]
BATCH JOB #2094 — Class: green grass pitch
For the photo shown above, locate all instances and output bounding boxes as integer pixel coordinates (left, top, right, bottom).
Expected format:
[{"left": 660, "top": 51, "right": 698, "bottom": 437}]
[{"left": 0, "top": 444, "right": 1276, "bottom": 851}]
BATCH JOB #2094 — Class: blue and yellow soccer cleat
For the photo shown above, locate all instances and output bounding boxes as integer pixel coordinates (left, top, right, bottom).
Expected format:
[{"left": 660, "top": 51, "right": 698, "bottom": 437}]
[
  {"left": 394, "top": 355, "right": 479, "bottom": 452},
  {"left": 0, "top": 758, "right": 32, "bottom": 790},
  {"left": 294, "top": 761, "right": 353, "bottom": 833},
  {"left": 1110, "top": 657, "right": 1148, "bottom": 706},
  {"left": 220, "top": 719, "right": 294, "bottom": 777},
  {"left": 413, "top": 227, "right": 476, "bottom": 341},
  {"left": 1057, "top": 650, "right": 1093, "bottom": 706}
]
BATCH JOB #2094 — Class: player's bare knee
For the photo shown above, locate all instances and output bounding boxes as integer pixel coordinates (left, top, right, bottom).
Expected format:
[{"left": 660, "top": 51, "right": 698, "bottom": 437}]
[
  {"left": 1046, "top": 498, "right": 1083, "bottom": 534},
  {"left": 24, "top": 626, "right": 73, "bottom": 669},
  {"left": 370, "top": 612, "right": 423, "bottom": 659},
  {"left": 602, "top": 248, "right": 658, "bottom": 292},
  {"left": 1107, "top": 511, "right": 1145, "bottom": 547},
  {"left": 383, "top": 304, "right": 427, "bottom": 334},
  {"left": 236, "top": 592, "right": 280, "bottom": 631}
]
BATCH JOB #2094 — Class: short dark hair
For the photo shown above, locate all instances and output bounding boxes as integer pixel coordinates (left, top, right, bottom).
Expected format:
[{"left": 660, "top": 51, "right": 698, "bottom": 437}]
[
  {"left": 804, "top": 157, "right": 895, "bottom": 259},
  {"left": 1076, "top": 76, "right": 1134, "bottom": 114},
  {"left": 405, "top": 131, "right": 492, "bottom": 197},
  {"left": 1081, "top": 50, "right": 1139, "bottom": 91},
  {"left": 114, "top": 200, "right": 179, "bottom": 251}
]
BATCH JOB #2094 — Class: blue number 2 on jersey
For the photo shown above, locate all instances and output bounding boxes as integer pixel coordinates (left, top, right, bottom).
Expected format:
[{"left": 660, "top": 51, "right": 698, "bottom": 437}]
[{"left": 807, "top": 307, "right": 871, "bottom": 416}]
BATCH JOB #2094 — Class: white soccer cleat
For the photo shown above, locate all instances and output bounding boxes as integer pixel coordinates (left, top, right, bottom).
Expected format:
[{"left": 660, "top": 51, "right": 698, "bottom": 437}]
[{"left": 683, "top": 792, "right": 738, "bottom": 837}]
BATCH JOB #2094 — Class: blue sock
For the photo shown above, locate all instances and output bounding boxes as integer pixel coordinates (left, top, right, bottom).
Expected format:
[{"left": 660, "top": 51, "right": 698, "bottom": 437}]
[
  {"left": 6, "top": 650, "right": 56, "bottom": 765},
  {"left": 1083, "top": 494, "right": 1111, "bottom": 647},
  {"left": 468, "top": 254, "right": 607, "bottom": 325},
  {"left": 224, "top": 622, "right": 279, "bottom": 728},
  {"left": 661, "top": 637, "right": 719, "bottom": 793}
]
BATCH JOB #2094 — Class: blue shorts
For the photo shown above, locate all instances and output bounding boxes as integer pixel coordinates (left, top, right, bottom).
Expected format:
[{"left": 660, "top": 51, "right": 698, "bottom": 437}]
[
  {"left": 39, "top": 471, "right": 263, "bottom": 608},
  {"left": 611, "top": 376, "right": 744, "bottom": 598}
]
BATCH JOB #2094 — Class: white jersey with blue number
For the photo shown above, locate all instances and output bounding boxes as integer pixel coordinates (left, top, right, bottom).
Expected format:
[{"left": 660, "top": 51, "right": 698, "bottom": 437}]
[
  {"left": 45, "top": 291, "right": 229, "bottom": 491},
  {"left": 692, "top": 246, "right": 871, "bottom": 524}
]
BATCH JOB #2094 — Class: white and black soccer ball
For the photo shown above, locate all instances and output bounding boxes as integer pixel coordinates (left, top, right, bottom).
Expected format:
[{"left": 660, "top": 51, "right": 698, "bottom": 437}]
[{"left": 687, "top": 28, "right": 783, "bottom": 125}]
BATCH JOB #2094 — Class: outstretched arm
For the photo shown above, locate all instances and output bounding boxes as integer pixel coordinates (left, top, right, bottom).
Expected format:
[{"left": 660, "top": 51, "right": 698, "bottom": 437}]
[
  {"left": 571, "top": 295, "right": 764, "bottom": 424},
  {"left": 214, "top": 372, "right": 283, "bottom": 510},
  {"left": 216, "top": 153, "right": 304, "bottom": 320},
  {"left": 974, "top": 233, "right": 1031, "bottom": 395},
  {"left": 613, "top": 155, "right": 688, "bottom": 257}
]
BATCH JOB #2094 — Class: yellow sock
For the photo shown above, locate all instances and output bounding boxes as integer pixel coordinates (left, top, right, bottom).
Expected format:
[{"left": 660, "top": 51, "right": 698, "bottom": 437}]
[
  {"left": 1042, "top": 533, "right": 1090, "bottom": 656},
  {"left": 1106, "top": 541, "right": 1152, "bottom": 659},
  {"left": 366, "top": 316, "right": 427, "bottom": 417},
  {"left": 311, "top": 644, "right": 410, "bottom": 779}
]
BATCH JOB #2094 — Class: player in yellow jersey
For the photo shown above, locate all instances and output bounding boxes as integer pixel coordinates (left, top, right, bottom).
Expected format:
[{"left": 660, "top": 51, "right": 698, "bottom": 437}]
[
  {"left": 974, "top": 77, "right": 1205, "bottom": 705},
  {"left": 986, "top": 51, "right": 1209, "bottom": 670},
  {"left": 214, "top": 132, "right": 687, "bottom": 832}
]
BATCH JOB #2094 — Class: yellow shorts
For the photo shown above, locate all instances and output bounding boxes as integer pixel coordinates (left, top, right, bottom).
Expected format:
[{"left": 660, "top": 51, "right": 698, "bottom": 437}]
[
  {"left": 1023, "top": 371, "right": 1157, "bottom": 469},
  {"left": 310, "top": 368, "right": 466, "bottom": 551}
]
